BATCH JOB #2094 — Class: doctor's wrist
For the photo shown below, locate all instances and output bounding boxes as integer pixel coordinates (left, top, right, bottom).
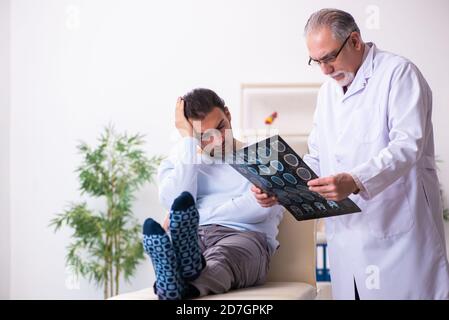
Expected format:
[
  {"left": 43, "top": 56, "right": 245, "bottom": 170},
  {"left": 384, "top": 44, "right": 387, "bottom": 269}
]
[{"left": 349, "top": 172, "right": 364, "bottom": 195}]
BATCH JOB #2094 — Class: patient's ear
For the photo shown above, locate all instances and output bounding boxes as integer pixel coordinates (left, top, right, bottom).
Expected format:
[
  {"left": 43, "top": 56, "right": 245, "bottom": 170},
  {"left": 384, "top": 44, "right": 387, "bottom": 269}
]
[{"left": 224, "top": 107, "right": 231, "bottom": 122}]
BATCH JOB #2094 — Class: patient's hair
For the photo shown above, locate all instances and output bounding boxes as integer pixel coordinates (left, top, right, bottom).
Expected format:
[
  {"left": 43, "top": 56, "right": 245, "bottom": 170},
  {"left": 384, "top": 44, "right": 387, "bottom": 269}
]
[{"left": 183, "top": 88, "right": 226, "bottom": 119}]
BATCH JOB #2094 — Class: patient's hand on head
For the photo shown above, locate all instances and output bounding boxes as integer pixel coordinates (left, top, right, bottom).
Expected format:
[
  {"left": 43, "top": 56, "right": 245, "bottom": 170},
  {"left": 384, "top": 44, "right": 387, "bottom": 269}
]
[
  {"left": 175, "top": 97, "right": 194, "bottom": 138},
  {"left": 251, "top": 185, "right": 278, "bottom": 208}
]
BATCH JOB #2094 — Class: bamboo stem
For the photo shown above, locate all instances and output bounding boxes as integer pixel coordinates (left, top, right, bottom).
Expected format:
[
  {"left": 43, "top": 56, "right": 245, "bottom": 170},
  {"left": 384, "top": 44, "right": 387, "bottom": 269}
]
[
  {"left": 109, "top": 226, "right": 114, "bottom": 298},
  {"left": 104, "top": 231, "right": 109, "bottom": 299},
  {"left": 115, "top": 233, "right": 120, "bottom": 296},
  {"left": 106, "top": 192, "right": 114, "bottom": 299}
]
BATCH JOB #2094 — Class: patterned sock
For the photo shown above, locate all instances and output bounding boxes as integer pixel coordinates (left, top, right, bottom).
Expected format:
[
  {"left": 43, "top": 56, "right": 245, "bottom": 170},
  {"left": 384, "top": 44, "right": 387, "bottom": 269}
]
[
  {"left": 169, "top": 191, "right": 205, "bottom": 281},
  {"left": 142, "top": 218, "right": 185, "bottom": 300}
]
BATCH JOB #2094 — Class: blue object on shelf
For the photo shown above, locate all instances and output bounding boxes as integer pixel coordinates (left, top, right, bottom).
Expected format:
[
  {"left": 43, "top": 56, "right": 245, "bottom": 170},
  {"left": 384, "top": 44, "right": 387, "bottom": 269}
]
[{"left": 316, "top": 242, "right": 331, "bottom": 282}]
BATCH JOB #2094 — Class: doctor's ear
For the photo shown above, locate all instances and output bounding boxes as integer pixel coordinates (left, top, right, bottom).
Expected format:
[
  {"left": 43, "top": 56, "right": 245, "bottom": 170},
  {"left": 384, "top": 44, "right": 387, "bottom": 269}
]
[{"left": 350, "top": 32, "right": 363, "bottom": 50}]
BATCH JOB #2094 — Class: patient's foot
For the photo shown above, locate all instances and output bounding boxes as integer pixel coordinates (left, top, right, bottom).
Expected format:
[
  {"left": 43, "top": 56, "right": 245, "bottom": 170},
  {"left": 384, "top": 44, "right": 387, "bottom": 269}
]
[
  {"left": 142, "top": 218, "right": 184, "bottom": 300},
  {"left": 170, "top": 191, "right": 205, "bottom": 281}
]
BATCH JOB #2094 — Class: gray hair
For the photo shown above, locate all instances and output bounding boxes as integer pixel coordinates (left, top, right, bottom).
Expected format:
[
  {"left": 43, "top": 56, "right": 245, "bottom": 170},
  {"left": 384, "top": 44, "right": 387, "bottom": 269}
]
[{"left": 304, "top": 8, "right": 360, "bottom": 41}]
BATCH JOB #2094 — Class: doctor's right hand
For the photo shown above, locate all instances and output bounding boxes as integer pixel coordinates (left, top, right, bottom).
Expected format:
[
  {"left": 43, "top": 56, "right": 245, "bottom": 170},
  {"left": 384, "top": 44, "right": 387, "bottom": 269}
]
[{"left": 251, "top": 185, "right": 278, "bottom": 208}]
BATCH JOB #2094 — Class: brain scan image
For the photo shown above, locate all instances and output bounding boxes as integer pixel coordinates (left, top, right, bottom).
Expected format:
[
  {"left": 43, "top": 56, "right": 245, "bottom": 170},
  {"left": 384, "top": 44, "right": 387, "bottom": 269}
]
[
  {"left": 311, "top": 191, "right": 325, "bottom": 200},
  {"left": 290, "top": 206, "right": 304, "bottom": 216},
  {"left": 284, "top": 154, "right": 299, "bottom": 167},
  {"left": 259, "top": 177, "right": 273, "bottom": 188},
  {"left": 270, "top": 160, "right": 284, "bottom": 172},
  {"left": 230, "top": 135, "right": 361, "bottom": 221},
  {"left": 314, "top": 202, "right": 327, "bottom": 211},
  {"left": 271, "top": 140, "right": 286, "bottom": 153},
  {"left": 296, "top": 167, "right": 312, "bottom": 181},
  {"left": 301, "top": 204, "right": 315, "bottom": 214},
  {"left": 288, "top": 194, "right": 304, "bottom": 203},
  {"left": 284, "top": 186, "right": 300, "bottom": 194},
  {"left": 327, "top": 200, "right": 340, "bottom": 209},
  {"left": 258, "top": 165, "right": 273, "bottom": 175},
  {"left": 272, "top": 188, "right": 288, "bottom": 198},
  {"left": 299, "top": 192, "right": 315, "bottom": 201},
  {"left": 248, "top": 166, "right": 258, "bottom": 175},
  {"left": 271, "top": 176, "right": 285, "bottom": 187},
  {"left": 295, "top": 184, "right": 310, "bottom": 192},
  {"left": 283, "top": 173, "right": 297, "bottom": 185}
]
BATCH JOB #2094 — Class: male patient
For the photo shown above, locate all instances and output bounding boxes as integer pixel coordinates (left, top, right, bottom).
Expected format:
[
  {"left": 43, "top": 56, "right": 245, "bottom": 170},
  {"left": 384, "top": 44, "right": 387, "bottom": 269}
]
[{"left": 142, "top": 88, "right": 284, "bottom": 299}]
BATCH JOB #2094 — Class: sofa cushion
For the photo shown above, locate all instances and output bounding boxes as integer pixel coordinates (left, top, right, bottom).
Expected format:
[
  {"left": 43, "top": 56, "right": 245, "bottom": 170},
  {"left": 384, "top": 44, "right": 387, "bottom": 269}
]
[{"left": 109, "top": 282, "right": 317, "bottom": 300}]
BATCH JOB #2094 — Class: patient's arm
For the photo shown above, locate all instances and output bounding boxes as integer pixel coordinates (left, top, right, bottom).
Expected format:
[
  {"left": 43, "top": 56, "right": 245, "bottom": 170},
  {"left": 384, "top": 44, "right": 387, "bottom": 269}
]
[
  {"left": 158, "top": 97, "right": 202, "bottom": 209},
  {"left": 160, "top": 185, "right": 280, "bottom": 229},
  {"left": 157, "top": 137, "right": 200, "bottom": 209},
  {"left": 203, "top": 189, "right": 282, "bottom": 224}
]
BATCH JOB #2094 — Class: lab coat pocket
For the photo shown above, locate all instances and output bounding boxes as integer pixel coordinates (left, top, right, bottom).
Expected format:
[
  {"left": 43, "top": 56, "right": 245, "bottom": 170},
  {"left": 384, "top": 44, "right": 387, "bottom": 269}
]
[
  {"left": 367, "top": 180, "right": 414, "bottom": 239},
  {"left": 419, "top": 157, "right": 441, "bottom": 213}
]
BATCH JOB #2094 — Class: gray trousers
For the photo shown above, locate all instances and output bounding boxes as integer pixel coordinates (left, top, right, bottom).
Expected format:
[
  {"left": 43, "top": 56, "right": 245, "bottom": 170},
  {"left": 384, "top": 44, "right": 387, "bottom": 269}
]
[{"left": 189, "top": 224, "right": 271, "bottom": 297}]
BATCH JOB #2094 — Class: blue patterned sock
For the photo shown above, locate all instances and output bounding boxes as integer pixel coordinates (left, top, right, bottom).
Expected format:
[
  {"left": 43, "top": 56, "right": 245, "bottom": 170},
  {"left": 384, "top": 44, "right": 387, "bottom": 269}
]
[
  {"left": 142, "top": 218, "right": 185, "bottom": 300},
  {"left": 169, "top": 191, "right": 205, "bottom": 281}
]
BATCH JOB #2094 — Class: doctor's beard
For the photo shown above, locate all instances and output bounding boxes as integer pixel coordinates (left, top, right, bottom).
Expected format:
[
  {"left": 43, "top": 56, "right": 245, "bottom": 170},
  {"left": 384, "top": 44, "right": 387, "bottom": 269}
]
[{"left": 329, "top": 70, "right": 355, "bottom": 87}]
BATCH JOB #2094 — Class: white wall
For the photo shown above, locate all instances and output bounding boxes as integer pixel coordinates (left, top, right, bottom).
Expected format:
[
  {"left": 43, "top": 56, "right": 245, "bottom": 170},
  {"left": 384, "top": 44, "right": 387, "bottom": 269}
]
[
  {"left": 6, "top": 0, "right": 449, "bottom": 299},
  {"left": 0, "top": 0, "right": 11, "bottom": 300}
]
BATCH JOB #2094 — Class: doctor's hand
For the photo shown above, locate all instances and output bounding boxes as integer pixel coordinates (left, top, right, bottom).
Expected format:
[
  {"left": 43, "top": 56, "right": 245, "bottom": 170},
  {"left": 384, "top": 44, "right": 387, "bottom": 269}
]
[
  {"left": 251, "top": 185, "right": 278, "bottom": 208},
  {"left": 307, "top": 173, "right": 359, "bottom": 201},
  {"left": 175, "top": 97, "right": 193, "bottom": 137}
]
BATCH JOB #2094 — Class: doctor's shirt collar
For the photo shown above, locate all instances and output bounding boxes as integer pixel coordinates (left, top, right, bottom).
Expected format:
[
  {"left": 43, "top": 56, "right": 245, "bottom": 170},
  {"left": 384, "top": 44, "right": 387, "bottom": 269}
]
[{"left": 337, "top": 42, "right": 376, "bottom": 100}]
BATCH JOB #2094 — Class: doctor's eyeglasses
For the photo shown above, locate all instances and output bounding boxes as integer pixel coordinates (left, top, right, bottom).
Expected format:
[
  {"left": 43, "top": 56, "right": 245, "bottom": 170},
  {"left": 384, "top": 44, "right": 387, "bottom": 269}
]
[{"left": 308, "top": 33, "right": 352, "bottom": 67}]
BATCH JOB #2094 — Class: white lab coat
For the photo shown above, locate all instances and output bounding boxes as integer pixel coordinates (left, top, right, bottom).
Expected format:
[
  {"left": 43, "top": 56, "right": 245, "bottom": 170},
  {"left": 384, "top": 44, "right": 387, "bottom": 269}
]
[{"left": 303, "top": 43, "right": 449, "bottom": 299}]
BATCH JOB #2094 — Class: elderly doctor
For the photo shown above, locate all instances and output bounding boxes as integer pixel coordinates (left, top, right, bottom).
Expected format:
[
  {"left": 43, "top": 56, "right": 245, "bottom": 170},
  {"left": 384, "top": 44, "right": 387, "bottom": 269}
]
[{"left": 252, "top": 8, "right": 449, "bottom": 299}]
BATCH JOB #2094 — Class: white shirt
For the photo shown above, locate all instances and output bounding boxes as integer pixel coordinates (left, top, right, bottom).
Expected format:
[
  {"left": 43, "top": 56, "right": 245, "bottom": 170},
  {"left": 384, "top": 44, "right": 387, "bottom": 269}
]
[{"left": 157, "top": 137, "right": 284, "bottom": 253}]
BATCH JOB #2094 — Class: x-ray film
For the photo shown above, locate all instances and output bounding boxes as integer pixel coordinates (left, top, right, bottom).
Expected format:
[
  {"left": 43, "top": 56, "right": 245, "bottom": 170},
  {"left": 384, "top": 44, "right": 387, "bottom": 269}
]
[{"left": 230, "top": 135, "right": 361, "bottom": 221}]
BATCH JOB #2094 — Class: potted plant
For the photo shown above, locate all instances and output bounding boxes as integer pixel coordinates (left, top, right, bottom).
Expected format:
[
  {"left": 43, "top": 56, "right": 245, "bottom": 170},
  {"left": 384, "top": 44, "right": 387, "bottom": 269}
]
[{"left": 50, "top": 125, "right": 162, "bottom": 299}]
